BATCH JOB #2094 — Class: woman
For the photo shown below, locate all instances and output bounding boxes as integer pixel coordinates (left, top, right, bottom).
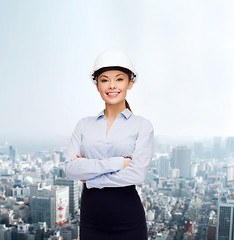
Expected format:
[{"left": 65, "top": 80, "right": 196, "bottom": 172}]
[{"left": 64, "top": 49, "right": 154, "bottom": 240}]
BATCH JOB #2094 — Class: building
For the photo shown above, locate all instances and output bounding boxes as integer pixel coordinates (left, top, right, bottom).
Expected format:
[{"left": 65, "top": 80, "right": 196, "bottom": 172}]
[
  {"left": 53, "top": 167, "right": 66, "bottom": 180},
  {"left": 158, "top": 155, "right": 170, "bottom": 178},
  {"left": 9, "top": 146, "right": 16, "bottom": 163},
  {"left": 55, "top": 151, "right": 66, "bottom": 162},
  {"left": 31, "top": 196, "right": 56, "bottom": 228},
  {"left": 52, "top": 153, "right": 60, "bottom": 165},
  {"left": 193, "top": 142, "right": 204, "bottom": 158},
  {"left": 60, "top": 227, "right": 73, "bottom": 240},
  {"left": 31, "top": 186, "right": 69, "bottom": 228},
  {"left": 55, "top": 178, "right": 79, "bottom": 218},
  {"left": 226, "top": 137, "right": 234, "bottom": 154},
  {"left": 170, "top": 168, "right": 180, "bottom": 179},
  {"left": 227, "top": 164, "right": 234, "bottom": 182},
  {"left": 171, "top": 146, "right": 191, "bottom": 178},
  {"left": 216, "top": 200, "right": 234, "bottom": 240},
  {"left": 213, "top": 137, "right": 223, "bottom": 159}
]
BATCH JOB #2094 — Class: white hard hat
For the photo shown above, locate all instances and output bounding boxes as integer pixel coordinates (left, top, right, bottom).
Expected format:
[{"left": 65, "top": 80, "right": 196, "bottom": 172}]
[{"left": 90, "top": 49, "right": 138, "bottom": 85}]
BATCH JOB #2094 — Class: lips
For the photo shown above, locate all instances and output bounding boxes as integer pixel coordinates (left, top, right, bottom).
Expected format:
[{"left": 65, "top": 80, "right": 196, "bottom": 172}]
[{"left": 106, "top": 92, "right": 120, "bottom": 96}]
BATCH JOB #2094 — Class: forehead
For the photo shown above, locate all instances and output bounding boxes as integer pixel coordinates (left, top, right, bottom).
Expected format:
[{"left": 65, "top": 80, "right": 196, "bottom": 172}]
[{"left": 98, "top": 70, "right": 128, "bottom": 78}]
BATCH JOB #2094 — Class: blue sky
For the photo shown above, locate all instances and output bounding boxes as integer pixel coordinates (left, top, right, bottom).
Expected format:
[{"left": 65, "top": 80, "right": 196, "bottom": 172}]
[{"left": 0, "top": 0, "right": 234, "bottom": 144}]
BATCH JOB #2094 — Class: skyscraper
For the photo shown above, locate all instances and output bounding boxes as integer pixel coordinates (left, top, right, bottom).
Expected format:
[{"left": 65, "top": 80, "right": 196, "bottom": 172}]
[
  {"left": 55, "top": 150, "right": 66, "bottom": 162},
  {"left": 193, "top": 142, "right": 204, "bottom": 158},
  {"left": 9, "top": 145, "right": 16, "bottom": 163},
  {"left": 171, "top": 146, "right": 191, "bottom": 178},
  {"left": 158, "top": 155, "right": 170, "bottom": 178},
  {"left": 213, "top": 137, "right": 222, "bottom": 159},
  {"left": 216, "top": 200, "right": 234, "bottom": 240},
  {"left": 226, "top": 137, "right": 234, "bottom": 154},
  {"left": 52, "top": 153, "right": 60, "bottom": 165},
  {"left": 55, "top": 178, "right": 79, "bottom": 218}
]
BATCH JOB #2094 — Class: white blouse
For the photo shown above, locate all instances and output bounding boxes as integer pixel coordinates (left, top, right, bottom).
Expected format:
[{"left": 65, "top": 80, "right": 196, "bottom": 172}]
[{"left": 64, "top": 108, "right": 154, "bottom": 189}]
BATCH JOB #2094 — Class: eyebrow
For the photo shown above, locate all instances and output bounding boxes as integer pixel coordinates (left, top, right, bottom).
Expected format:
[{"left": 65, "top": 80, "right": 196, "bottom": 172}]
[
  {"left": 116, "top": 74, "right": 125, "bottom": 77},
  {"left": 99, "top": 73, "right": 125, "bottom": 78},
  {"left": 99, "top": 75, "right": 108, "bottom": 78}
]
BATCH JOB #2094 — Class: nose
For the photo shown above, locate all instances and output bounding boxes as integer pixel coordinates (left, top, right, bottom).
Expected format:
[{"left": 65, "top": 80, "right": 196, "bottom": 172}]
[{"left": 109, "top": 80, "right": 116, "bottom": 89}]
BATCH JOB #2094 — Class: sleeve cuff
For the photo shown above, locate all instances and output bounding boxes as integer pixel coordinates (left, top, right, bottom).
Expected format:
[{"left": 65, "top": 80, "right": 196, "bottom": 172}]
[{"left": 86, "top": 177, "right": 101, "bottom": 189}]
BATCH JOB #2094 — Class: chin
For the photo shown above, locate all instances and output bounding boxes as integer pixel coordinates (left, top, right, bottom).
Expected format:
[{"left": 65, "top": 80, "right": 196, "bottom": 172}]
[{"left": 105, "top": 99, "right": 126, "bottom": 105}]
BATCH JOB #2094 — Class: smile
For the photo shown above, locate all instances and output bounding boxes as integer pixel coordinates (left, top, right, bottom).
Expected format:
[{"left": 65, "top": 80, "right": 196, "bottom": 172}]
[{"left": 106, "top": 92, "right": 120, "bottom": 97}]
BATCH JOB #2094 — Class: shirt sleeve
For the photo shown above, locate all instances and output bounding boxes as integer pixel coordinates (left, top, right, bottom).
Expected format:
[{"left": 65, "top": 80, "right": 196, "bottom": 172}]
[
  {"left": 63, "top": 118, "right": 124, "bottom": 181},
  {"left": 85, "top": 119, "right": 154, "bottom": 189}
]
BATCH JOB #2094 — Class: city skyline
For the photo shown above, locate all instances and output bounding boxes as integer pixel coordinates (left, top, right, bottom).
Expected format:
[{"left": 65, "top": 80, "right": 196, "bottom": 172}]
[
  {"left": 1, "top": 0, "right": 234, "bottom": 143},
  {"left": 0, "top": 131, "right": 234, "bottom": 239}
]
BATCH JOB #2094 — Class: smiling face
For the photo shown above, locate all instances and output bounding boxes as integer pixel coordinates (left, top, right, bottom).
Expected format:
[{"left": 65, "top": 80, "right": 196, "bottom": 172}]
[{"left": 96, "top": 70, "right": 133, "bottom": 106}]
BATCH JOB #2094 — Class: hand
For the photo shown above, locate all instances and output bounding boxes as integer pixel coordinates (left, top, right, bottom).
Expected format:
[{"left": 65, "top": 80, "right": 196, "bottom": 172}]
[
  {"left": 123, "top": 157, "right": 132, "bottom": 168},
  {"left": 71, "top": 154, "right": 85, "bottom": 161}
]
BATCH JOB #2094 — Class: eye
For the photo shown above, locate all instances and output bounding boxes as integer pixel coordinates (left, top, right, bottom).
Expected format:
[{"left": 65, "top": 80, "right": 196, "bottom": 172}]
[
  {"left": 101, "top": 79, "right": 108, "bottom": 82},
  {"left": 116, "top": 78, "right": 123, "bottom": 81}
]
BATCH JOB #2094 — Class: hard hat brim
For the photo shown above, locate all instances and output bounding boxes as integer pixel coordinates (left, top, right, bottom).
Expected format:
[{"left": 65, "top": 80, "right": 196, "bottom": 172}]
[{"left": 90, "top": 66, "right": 137, "bottom": 85}]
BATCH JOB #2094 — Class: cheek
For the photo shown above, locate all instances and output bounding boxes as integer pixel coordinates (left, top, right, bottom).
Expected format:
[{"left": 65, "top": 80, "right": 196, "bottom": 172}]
[
  {"left": 97, "top": 85, "right": 105, "bottom": 93},
  {"left": 122, "top": 83, "right": 130, "bottom": 92}
]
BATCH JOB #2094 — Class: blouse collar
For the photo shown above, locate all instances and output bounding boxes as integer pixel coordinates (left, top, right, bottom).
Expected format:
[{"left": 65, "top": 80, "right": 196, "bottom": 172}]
[{"left": 96, "top": 108, "right": 132, "bottom": 120}]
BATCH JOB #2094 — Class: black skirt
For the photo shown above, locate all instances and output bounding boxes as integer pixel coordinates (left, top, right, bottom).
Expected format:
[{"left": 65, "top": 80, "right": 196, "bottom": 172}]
[{"left": 80, "top": 183, "right": 148, "bottom": 240}]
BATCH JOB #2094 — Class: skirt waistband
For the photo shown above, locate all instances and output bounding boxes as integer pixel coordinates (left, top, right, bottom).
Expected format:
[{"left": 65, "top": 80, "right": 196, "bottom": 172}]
[{"left": 82, "top": 183, "right": 136, "bottom": 192}]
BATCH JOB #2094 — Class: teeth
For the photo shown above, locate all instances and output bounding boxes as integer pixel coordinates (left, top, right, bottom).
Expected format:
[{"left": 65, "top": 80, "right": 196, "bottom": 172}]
[{"left": 108, "top": 92, "right": 119, "bottom": 95}]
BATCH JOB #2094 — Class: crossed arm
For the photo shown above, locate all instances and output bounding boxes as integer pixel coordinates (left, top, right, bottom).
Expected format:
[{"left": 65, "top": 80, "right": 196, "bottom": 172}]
[
  {"left": 64, "top": 118, "right": 154, "bottom": 189},
  {"left": 73, "top": 154, "right": 132, "bottom": 183}
]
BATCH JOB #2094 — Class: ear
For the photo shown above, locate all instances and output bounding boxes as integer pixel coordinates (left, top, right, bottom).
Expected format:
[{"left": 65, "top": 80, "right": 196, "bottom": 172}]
[{"left": 127, "top": 80, "right": 134, "bottom": 90}]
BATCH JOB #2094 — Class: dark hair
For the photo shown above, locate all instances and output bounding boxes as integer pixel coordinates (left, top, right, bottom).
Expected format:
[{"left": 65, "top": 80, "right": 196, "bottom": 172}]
[
  {"left": 125, "top": 99, "right": 132, "bottom": 113},
  {"left": 93, "top": 66, "right": 134, "bottom": 82}
]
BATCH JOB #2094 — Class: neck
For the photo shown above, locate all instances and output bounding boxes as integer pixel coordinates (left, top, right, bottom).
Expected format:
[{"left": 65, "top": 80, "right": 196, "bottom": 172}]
[{"left": 104, "top": 100, "right": 126, "bottom": 120}]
